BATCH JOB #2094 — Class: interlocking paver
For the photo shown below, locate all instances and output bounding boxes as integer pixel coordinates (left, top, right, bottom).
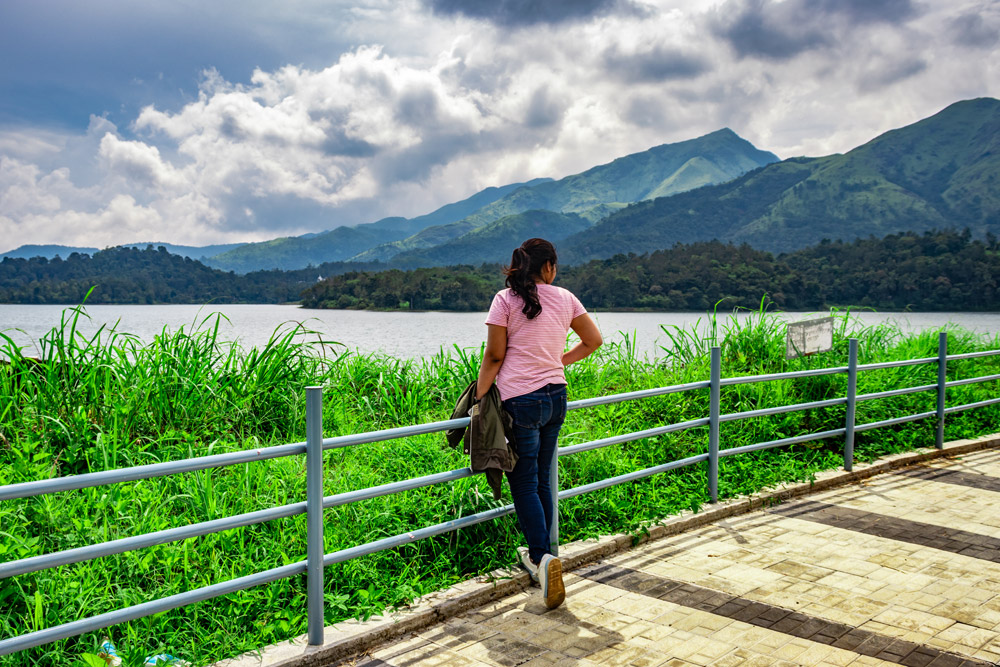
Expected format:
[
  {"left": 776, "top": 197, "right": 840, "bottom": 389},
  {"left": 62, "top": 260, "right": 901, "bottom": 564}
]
[{"left": 335, "top": 448, "right": 1000, "bottom": 667}]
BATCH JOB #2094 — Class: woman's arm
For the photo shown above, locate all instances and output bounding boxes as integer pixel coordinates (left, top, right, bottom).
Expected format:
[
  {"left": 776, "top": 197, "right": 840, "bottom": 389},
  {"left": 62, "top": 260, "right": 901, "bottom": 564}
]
[
  {"left": 476, "top": 324, "right": 507, "bottom": 399},
  {"left": 563, "top": 313, "right": 603, "bottom": 367}
]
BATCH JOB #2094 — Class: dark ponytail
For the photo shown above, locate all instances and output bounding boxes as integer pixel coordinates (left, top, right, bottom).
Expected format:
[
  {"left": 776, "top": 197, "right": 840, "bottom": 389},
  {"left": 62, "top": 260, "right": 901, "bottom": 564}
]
[{"left": 504, "top": 238, "right": 558, "bottom": 319}]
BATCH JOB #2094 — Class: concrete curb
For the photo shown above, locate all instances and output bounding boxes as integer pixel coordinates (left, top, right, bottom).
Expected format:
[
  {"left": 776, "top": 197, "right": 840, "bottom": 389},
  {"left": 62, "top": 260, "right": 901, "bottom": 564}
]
[{"left": 210, "top": 433, "right": 1000, "bottom": 667}]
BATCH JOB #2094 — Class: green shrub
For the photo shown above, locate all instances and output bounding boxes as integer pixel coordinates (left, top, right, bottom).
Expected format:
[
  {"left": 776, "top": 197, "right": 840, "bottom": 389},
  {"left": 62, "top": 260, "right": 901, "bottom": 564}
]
[{"left": 1, "top": 305, "right": 998, "bottom": 665}]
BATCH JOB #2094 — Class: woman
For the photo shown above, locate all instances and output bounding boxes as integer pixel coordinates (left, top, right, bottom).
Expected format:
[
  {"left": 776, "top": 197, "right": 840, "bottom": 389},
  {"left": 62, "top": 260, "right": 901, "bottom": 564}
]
[{"left": 475, "top": 238, "right": 603, "bottom": 609}]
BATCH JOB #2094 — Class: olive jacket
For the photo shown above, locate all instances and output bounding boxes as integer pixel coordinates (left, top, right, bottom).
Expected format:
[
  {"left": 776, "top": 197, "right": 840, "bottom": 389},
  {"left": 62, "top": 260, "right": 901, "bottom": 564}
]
[{"left": 446, "top": 381, "right": 517, "bottom": 500}]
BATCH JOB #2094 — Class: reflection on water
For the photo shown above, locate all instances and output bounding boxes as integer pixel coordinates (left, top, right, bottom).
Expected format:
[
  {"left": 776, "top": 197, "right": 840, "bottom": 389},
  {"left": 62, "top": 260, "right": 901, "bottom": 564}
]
[{"left": 2, "top": 303, "right": 999, "bottom": 360}]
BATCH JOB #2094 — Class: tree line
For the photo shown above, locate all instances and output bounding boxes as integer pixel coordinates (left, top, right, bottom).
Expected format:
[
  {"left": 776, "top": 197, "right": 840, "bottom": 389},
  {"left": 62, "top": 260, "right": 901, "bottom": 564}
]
[
  {"left": 0, "top": 246, "right": 304, "bottom": 304},
  {"left": 0, "top": 246, "right": 384, "bottom": 305},
  {"left": 2, "top": 231, "right": 999, "bottom": 311},
  {"left": 301, "top": 230, "right": 1000, "bottom": 312}
]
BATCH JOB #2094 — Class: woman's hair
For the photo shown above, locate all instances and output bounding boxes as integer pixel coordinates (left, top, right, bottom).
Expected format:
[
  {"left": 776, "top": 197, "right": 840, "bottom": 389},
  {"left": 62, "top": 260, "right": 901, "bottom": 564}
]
[{"left": 504, "top": 238, "right": 558, "bottom": 319}]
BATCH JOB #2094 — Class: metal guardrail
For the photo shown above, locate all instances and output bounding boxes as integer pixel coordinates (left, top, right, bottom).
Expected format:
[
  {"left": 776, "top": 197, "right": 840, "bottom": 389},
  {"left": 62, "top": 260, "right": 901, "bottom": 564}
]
[{"left": 1, "top": 332, "right": 999, "bottom": 656}]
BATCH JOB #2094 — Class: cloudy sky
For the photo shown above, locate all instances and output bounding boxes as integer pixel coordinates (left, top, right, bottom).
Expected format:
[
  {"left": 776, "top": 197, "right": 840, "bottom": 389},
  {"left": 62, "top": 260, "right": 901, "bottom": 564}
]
[{"left": 1, "top": 0, "right": 997, "bottom": 252}]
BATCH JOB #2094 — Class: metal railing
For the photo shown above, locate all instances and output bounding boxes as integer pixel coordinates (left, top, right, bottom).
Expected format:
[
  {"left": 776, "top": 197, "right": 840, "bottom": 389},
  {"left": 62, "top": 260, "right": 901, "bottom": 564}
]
[{"left": 2, "top": 332, "right": 999, "bottom": 656}]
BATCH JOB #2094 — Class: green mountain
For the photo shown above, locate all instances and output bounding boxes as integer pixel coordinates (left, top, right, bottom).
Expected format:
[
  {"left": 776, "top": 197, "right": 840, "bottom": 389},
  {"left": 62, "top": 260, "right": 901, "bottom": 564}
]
[
  {"left": 203, "top": 220, "right": 412, "bottom": 274},
  {"left": 351, "top": 129, "right": 780, "bottom": 262},
  {"left": 561, "top": 98, "right": 1000, "bottom": 260},
  {"left": 389, "top": 210, "right": 593, "bottom": 269},
  {"left": 205, "top": 178, "right": 551, "bottom": 273}
]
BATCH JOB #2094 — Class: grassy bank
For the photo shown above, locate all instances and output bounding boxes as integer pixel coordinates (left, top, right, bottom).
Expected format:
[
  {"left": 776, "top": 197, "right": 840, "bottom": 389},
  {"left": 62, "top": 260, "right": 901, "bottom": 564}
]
[{"left": 1, "top": 307, "right": 999, "bottom": 666}]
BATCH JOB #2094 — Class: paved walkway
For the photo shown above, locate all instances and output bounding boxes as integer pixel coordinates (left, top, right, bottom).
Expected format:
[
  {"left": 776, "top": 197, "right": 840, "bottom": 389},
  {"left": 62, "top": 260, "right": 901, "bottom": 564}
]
[{"left": 346, "top": 447, "right": 1000, "bottom": 667}]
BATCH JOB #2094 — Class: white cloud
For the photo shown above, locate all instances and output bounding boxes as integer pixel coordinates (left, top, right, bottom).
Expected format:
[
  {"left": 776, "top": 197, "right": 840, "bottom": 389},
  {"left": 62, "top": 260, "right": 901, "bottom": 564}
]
[
  {"left": 0, "top": 158, "right": 62, "bottom": 216},
  {"left": 98, "top": 134, "right": 187, "bottom": 191}
]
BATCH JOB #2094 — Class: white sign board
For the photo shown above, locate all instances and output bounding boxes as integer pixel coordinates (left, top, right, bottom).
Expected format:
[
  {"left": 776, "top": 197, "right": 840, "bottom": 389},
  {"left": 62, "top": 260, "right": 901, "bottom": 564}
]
[{"left": 786, "top": 317, "right": 834, "bottom": 359}]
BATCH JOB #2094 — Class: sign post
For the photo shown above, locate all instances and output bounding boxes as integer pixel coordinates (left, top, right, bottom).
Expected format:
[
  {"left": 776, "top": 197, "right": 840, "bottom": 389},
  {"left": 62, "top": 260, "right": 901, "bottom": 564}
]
[{"left": 786, "top": 316, "right": 835, "bottom": 359}]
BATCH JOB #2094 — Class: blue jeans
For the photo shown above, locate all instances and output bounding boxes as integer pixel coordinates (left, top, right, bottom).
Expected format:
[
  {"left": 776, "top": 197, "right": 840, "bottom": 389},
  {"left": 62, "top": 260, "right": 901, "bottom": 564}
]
[{"left": 503, "top": 383, "right": 568, "bottom": 564}]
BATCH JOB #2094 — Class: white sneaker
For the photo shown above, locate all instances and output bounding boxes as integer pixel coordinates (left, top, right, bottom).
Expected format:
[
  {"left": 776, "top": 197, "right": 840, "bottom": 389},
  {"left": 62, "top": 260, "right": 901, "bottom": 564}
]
[
  {"left": 537, "top": 554, "right": 565, "bottom": 609},
  {"left": 517, "top": 547, "right": 538, "bottom": 582}
]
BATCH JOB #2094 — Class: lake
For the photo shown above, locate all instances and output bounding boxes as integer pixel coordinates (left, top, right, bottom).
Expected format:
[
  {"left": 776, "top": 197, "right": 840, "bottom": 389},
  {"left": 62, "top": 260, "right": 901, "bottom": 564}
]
[{"left": 2, "top": 304, "right": 1000, "bottom": 360}]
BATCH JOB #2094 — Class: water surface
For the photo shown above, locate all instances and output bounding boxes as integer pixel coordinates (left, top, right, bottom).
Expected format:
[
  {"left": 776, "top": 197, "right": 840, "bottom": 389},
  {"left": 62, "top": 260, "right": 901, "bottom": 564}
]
[{"left": 2, "top": 304, "right": 999, "bottom": 360}]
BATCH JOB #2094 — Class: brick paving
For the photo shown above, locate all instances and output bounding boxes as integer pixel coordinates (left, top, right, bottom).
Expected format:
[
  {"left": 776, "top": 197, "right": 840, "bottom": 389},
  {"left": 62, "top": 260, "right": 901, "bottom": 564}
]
[
  {"left": 339, "top": 448, "right": 1000, "bottom": 667},
  {"left": 769, "top": 502, "right": 1000, "bottom": 564}
]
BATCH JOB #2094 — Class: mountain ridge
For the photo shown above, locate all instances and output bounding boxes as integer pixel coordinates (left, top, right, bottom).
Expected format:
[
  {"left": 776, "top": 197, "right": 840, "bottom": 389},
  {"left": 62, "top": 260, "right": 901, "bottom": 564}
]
[
  {"left": 560, "top": 97, "right": 1000, "bottom": 260},
  {"left": 355, "top": 128, "right": 780, "bottom": 264},
  {"left": 203, "top": 177, "right": 553, "bottom": 272}
]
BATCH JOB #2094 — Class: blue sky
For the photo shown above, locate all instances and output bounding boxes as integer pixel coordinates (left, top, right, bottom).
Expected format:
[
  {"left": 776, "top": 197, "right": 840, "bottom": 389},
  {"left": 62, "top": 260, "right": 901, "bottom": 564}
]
[{"left": 0, "top": 0, "right": 997, "bottom": 251}]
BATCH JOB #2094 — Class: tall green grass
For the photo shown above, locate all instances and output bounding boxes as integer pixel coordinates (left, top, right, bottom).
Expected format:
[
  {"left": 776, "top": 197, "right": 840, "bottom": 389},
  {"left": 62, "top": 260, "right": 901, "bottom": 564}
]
[{"left": 1, "top": 306, "right": 999, "bottom": 666}]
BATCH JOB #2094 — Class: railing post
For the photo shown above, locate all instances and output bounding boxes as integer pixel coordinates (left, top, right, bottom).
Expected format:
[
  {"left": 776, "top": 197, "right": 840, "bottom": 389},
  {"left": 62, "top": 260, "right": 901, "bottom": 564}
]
[
  {"left": 306, "top": 386, "right": 325, "bottom": 646},
  {"left": 844, "top": 338, "right": 858, "bottom": 471},
  {"left": 937, "top": 332, "right": 947, "bottom": 449},
  {"left": 549, "top": 451, "right": 559, "bottom": 557},
  {"left": 709, "top": 347, "right": 721, "bottom": 503}
]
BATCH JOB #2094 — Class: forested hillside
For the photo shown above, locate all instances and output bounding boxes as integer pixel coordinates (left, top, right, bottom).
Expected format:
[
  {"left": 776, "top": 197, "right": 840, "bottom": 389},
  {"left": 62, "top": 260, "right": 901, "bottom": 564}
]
[
  {"left": 0, "top": 247, "right": 304, "bottom": 304},
  {"left": 388, "top": 210, "right": 593, "bottom": 269},
  {"left": 561, "top": 98, "right": 1000, "bottom": 260},
  {"left": 0, "top": 247, "right": 383, "bottom": 304}
]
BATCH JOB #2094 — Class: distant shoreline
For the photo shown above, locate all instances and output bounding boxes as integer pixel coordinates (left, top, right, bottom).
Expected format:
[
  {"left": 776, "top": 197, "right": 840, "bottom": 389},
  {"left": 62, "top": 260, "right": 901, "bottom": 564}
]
[{"left": 3, "top": 301, "right": 999, "bottom": 315}]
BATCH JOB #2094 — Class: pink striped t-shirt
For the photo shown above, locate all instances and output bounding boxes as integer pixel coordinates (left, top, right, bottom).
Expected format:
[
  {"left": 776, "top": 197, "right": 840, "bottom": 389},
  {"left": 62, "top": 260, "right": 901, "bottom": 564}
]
[{"left": 485, "top": 284, "right": 587, "bottom": 400}]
